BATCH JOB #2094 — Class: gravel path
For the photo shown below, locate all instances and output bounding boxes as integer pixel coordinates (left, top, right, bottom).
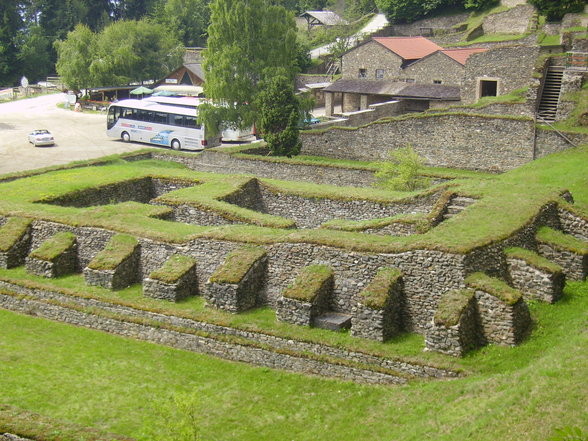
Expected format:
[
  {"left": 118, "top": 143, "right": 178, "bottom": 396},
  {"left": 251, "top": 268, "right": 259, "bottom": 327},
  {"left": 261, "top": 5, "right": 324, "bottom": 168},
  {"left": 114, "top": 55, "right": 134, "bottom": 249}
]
[{"left": 0, "top": 93, "right": 144, "bottom": 175}]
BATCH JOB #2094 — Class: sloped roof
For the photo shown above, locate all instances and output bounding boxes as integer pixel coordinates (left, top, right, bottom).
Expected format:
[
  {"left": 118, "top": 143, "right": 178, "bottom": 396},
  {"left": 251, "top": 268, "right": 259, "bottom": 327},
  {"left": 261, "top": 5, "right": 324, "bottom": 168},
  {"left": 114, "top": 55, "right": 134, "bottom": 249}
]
[
  {"left": 440, "top": 48, "right": 487, "bottom": 65},
  {"left": 373, "top": 37, "right": 443, "bottom": 60},
  {"left": 323, "top": 79, "right": 460, "bottom": 100},
  {"left": 185, "top": 63, "right": 205, "bottom": 81},
  {"left": 300, "top": 10, "right": 347, "bottom": 26}
]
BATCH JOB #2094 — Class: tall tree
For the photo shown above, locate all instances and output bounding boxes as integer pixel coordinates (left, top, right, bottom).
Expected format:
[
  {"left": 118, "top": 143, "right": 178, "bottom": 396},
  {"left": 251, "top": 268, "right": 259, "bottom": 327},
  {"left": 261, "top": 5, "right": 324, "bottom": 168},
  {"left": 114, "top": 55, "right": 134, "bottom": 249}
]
[
  {"left": 17, "top": 25, "right": 52, "bottom": 83},
  {"left": 89, "top": 19, "right": 184, "bottom": 86},
  {"left": 112, "top": 0, "right": 158, "bottom": 20},
  {"left": 153, "top": 0, "right": 211, "bottom": 47},
  {"left": 54, "top": 23, "right": 95, "bottom": 90},
  {"left": 256, "top": 74, "right": 301, "bottom": 157},
  {"left": 528, "top": 0, "right": 584, "bottom": 21},
  {"left": 0, "top": 0, "right": 23, "bottom": 85},
  {"left": 199, "top": 0, "right": 298, "bottom": 132}
]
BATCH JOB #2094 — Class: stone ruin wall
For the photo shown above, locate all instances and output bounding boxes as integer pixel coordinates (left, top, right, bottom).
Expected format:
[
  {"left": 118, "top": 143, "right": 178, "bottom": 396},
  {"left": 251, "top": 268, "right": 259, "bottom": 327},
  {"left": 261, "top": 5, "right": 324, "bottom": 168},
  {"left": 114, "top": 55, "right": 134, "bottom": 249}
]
[
  {"left": 300, "top": 113, "right": 536, "bottom": 171},
  {"left": 18, "top": 198, "right": 563, "bottom": 336}
]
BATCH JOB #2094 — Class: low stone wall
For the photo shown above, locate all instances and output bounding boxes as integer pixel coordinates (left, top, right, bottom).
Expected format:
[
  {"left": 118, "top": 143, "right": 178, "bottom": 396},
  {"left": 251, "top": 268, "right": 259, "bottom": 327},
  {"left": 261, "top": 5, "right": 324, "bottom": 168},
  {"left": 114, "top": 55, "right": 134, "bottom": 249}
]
[
  {"left": 475, "top": 290, "right": 530, "bottom": 346},
  {"left": 559, "top": 208, "right": 588, "bottom": 241},
  {"left": 300, "top": 114, "right": 536, "bottom": 171},
  {"left": 150, "top": 151, "right": 377, "bottom": 188},
  {"left": 257, "top": 185, "right": 437, "bottom": 229},
  {"left": 425, "top": 292, "right": 480, "bottom": 357},
  {"left": 276, "top": 266, "right": 333, "bottom": 326},
  {"left": 506, "top": 257, "right": 564, "bottom": 303},
  {"left": 84, "top": 243, "right": 141, "bottom": 290},
  {"left": 363, "top": 221, "right": 418, "bottom": 236},
  {"left": 25, "top": 236, "right": 78, "bottom": 278},
  {"left": 205, "top": 254, "right": 267, "bottom": 312},
  {"left": 0, "top": 279, "right": 459, "bottom": 379},
  {"left": 351, "top": 276, "right": 405, "bottom": 342},
  {"left": 535, "top": 129, "right": 588, "bottom": 159},
  {"left": 0, "top": 228, "right": 31, "bottom": 269},
  {"left": 0, "top": 290, "right": 406, "bottom": 385},
  {"left": 42, "top": 177, "right": 197, "bottom": 208},
  {"left": 537, "top": 243, "right": 587, "bottom": 281},
  {"left": 143, "top": 263, "right": 198, "bottom": 302}
]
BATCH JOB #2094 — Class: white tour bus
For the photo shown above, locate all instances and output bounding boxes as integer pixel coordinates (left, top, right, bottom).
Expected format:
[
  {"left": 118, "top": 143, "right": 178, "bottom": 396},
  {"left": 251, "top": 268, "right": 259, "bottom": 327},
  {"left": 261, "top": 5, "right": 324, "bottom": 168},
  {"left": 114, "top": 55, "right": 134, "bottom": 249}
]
[
  {"left": 106, "top": 99, "right": 220, "bottom": 151},
  {"left": 143, "top": 96, "right": 255, "bottom": 142}
]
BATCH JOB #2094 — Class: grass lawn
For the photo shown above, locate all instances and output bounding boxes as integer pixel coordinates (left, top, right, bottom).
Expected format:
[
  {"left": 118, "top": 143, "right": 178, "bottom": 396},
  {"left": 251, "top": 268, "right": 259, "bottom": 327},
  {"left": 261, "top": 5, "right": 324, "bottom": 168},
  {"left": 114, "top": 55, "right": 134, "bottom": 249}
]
[{"left": 0, "top": 279, "right": 586, "bottom": 440}]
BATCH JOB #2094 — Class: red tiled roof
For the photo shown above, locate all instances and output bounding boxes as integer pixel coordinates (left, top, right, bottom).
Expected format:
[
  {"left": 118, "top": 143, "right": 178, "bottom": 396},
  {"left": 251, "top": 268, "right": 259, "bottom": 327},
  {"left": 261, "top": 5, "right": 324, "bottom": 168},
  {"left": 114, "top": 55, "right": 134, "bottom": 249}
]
[
  {"left": 373, "top": 37, "right": 443, "bottom": 60},
  {"left": 441, "top": 48, "right": 487, "bottom": 65}
]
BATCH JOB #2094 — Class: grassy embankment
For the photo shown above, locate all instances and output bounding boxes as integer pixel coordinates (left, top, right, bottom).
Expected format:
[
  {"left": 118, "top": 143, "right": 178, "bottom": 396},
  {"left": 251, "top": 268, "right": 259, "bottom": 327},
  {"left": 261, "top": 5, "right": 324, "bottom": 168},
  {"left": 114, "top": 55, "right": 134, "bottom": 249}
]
[{"left": 0, "top": 145, "right": 586, "bottom": 439}]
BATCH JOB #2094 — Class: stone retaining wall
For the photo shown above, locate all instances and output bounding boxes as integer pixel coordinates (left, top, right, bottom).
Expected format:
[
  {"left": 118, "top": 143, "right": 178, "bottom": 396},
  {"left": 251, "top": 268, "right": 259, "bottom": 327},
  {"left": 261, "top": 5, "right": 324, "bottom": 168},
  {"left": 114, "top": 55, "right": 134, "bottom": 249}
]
[
  {"left": 0, "top": 279, "right": 458, "bottom": 379},
  {"left": 506, "top": 257, "right": 564, "bottom": 303},
  {"left": 425, "top": 294, "right": 480, "bottom": 357},
  {"left": 300, "top": 114, "right": 536, "bottom": 171},
  {"left": 558, "top": 208, "right": 588, "bottom": 241},
  {"left": 151, "top": 151, "right": 377, "bottom": 188},
  {"left": 474, "top": 290, "right": 530, "bottom": 346},
  {"left": 0, "top": 291, "right": 406, "bottom": 385}
]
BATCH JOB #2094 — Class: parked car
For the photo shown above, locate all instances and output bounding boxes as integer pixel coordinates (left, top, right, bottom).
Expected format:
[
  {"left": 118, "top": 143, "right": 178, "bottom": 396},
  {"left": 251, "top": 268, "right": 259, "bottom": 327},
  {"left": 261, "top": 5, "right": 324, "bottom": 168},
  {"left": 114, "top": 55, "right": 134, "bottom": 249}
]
[{"left": 28, "top": 129, "right": 55, "bottom": 147}]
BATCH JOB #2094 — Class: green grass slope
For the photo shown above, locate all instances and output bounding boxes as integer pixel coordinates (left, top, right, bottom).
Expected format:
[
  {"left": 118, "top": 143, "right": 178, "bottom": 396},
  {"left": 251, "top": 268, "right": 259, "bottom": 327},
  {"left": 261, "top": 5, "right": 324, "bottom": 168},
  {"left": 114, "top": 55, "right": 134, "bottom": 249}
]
[{"left": 0, "top": 280, "right": 586, "bottom": 440}]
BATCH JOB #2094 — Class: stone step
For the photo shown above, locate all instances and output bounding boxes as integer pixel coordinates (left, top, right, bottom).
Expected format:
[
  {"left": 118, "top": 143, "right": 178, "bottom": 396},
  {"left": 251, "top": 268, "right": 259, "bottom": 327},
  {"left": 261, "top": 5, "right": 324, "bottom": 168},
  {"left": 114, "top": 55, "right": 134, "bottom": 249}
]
[
  {"left": 451, "top": 196, "right": 476, "bottom": 206},
  {"left": 313, "top": 312, "right": 352, "bottom": 331},
  {"left": 446, "top": 205, "right": 465, "bottom": 215}
]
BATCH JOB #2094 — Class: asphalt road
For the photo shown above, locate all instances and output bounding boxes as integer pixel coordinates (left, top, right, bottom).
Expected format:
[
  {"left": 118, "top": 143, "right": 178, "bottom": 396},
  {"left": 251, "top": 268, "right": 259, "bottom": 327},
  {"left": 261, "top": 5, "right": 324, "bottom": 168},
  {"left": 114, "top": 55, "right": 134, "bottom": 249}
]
[{"left": 0, "top": 93, "right": 144, "bottom": 175}]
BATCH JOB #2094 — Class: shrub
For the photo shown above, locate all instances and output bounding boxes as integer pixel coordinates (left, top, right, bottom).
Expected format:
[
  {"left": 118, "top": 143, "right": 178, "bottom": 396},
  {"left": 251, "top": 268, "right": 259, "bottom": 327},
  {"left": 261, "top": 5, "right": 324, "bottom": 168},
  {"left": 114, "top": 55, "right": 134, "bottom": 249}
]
[{"left": 374, "top": 146, "right": 430, "bottom": 191}]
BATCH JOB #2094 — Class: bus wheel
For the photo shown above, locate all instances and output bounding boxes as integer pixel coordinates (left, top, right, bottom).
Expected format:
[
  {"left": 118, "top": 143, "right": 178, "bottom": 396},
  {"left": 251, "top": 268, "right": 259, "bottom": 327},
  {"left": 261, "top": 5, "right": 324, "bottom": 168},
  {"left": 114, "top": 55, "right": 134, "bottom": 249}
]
[
  {"left": 171, "top": 139, "right": 181, "bottom": 150},
  {"left": 121, "top": 132, "right": 130, "bottom": 142}
]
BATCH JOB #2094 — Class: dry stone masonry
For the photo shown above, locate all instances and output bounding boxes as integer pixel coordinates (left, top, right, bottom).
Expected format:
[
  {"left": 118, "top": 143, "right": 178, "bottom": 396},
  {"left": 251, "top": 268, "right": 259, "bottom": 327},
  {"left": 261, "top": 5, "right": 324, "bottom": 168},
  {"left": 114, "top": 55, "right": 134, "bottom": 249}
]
[{"left": 25, "top": 231, "right": 78, "bottom": 278}]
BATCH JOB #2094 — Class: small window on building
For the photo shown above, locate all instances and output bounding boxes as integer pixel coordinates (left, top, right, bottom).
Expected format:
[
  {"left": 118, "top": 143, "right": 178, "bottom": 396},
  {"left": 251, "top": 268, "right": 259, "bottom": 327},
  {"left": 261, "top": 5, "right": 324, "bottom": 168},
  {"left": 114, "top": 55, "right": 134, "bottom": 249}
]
[
  {"left": 358, "top": 68, "right": 367, "bottom": 79},
  {"left": 480, "top": 79, "right": 498, "bottom": 97},
  {"left": 433, "top": 80, "right": 442, "bottom": 84},
  {"left": 375, "top": 69, "right": 384, "bottom": 79}
]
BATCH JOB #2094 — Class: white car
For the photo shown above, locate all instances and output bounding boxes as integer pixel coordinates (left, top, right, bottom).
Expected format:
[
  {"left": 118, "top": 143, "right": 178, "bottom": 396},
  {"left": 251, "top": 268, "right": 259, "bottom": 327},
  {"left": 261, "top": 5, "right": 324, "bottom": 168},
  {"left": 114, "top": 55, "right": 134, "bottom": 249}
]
[{"left": 28, "top": 129, "right": 55, "bottom": 147}]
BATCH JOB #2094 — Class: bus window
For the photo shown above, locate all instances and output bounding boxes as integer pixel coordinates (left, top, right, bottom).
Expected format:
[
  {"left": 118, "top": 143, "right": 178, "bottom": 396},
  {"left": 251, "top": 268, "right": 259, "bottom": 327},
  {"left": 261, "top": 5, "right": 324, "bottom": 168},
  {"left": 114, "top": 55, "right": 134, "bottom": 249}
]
[
  {"left": 153, "top": 112, "right": 167, "bottom": 124},
  {"left": 184, "top": 116, "right": 201, "bottom": 129},
  {"left": 171, "top": 114, "right": 184, "bottom": 126}
]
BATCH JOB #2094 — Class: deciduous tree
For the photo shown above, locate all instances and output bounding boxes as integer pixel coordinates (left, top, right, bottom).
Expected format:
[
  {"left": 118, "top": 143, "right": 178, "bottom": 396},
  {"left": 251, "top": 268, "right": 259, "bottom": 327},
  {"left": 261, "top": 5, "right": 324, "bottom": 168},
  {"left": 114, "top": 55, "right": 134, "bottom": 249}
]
[
  {"left": 54, "top": 23, "right": 95, "bottom": 90},
  {"left": 0, "top": 0, "right": 23, "bottom": 85},
  {"left": 153, "top": 0, "right": 211, "bottom": 47},
  {"left": 199, "top": 0, "right": 299, "bottom": 133}
]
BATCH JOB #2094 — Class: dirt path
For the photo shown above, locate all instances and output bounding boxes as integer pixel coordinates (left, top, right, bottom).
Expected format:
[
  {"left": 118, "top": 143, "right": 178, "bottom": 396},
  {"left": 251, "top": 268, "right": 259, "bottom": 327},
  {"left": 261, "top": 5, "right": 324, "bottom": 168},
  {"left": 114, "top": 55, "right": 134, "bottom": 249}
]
[{"left": 0, "top": 93, "right": 144, "bottom": 175}]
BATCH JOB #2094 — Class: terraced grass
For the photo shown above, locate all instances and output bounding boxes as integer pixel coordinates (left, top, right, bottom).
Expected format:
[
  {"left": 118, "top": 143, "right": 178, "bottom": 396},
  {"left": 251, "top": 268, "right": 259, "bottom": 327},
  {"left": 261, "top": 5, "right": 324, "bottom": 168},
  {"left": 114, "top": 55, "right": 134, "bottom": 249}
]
[{"left": 0, "top": 279, "right": 586, "bottom": 440}]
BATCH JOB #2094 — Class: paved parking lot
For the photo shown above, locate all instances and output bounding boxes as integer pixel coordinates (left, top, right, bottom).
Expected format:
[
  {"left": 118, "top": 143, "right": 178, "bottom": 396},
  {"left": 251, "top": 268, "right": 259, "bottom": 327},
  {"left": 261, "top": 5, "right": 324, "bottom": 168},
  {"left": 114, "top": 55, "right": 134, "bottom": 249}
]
[{"left": 0, "top": 93, "right": 145, "bottom": 175}]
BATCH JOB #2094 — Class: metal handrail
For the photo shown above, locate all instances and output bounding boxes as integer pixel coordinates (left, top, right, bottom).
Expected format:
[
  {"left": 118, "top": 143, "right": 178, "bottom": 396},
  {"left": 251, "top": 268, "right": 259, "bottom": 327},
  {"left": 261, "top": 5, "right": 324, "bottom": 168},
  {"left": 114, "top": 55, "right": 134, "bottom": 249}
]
[{"left": 536, "top": 112, "right": 578, "bottom": 148}]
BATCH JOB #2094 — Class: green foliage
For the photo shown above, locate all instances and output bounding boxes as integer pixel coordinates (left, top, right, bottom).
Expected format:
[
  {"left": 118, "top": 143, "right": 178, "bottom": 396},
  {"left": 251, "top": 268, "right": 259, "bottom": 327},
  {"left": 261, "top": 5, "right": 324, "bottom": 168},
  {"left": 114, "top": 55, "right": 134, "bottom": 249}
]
[
  {"left": 29, "top": 232, "right": 76, "bottom": 262},
  {"left": 54, "top": 23, "right": 95, "bottom": 90},
  {"left": 257, "top": 74, "right": 302, "bottom": 157},
  {"left": 464, "top": 0, "right": 498, "bottom": 10},
  {"left": 345, "top": 0, "right": 378, "bottom": 18},
  {"left": 360, "top": 267, "right": 402, "bottom": 309},
  {"left": 55, "top": 20, "right": 184, "bottom": 89},
  {"left": 434, "top": 289, "right": 475, "bottom": 327},
  {"left": 16, "top": 25, "right": 52, "bottom": 83},
  {"left": 87, "top": 234, "right": 138, "bottom": 270},
  {"left": 149, "top": 254, "right": 197, "bottom": 284},
  {"left": 209, "top": 246, "right": 267, "bottom": 284},
  {"left": 0, "top": 0, "right": 24, "bottom": 85},
  {"left": 201, "top": 0, "right": 299, "bottom": 131},
  {"left": 90, "top": 19, "right": 184, "bottom": 86},
  {"left": 375, "top": 0, "right": 456, "bottom": 23},
  {"left": 550, "top": 427, "right": 588, "bottom": 441},
  {"left": 528, "top": 0, "right": 585, "bottom": 21},
  {"left": 152, "top": 0, "right": 211, "bottom": 47},
  {"left": 374, "top": 146, "right": 431, "bottom": 191},
  {"left": 282, "top": 264, "right": 333, "bottom": 302},
  {"left": 144, "top": 391, "right": 202, "bottom": 441}
]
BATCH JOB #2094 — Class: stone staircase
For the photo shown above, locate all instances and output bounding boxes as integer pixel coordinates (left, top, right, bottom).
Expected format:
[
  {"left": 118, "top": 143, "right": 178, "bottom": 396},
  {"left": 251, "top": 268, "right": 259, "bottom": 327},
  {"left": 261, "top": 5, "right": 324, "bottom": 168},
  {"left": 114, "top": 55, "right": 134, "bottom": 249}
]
[
  {"left": 442, "top": 196, "right": 477, "bottom": 221},
  {"left": 537, "top": 66, "right": 564, "bottom": 123}
]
